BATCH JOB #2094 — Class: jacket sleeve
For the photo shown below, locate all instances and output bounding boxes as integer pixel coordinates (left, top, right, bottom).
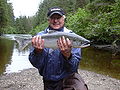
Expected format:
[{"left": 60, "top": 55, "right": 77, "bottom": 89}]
[
  {"left": 62, "top": 48, "right": 81, "bottom": 73},
  {"left": 29, "top": 30, "right": 47, "bottom": 69},
  {"left": 29, "top": 48, "right": 48, "bottom": 74}
]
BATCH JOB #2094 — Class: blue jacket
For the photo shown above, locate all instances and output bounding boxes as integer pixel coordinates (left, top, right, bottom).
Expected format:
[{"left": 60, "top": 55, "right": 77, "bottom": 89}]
[{"left": 29, "top": 27, "right": 82, "bottom": 81}]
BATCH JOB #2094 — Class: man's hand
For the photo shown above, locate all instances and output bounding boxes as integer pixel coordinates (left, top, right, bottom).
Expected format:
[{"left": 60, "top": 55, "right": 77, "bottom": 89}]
[
  {"left": 32, "top": 35, "right": 44, "bottom": 53},
  {"left": 57, "top": 36, "right": 72, "bottom": 59}
]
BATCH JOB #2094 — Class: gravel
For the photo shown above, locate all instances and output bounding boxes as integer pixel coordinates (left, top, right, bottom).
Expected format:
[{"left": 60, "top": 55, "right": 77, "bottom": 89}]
[{"left": 0, "top": 68, "right": 120, "bottom": 90}]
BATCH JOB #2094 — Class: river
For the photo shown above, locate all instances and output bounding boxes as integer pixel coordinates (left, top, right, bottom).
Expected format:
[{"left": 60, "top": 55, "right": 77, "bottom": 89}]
[{"left": 0, "top": 34, "right": 120, "bottom": 79}]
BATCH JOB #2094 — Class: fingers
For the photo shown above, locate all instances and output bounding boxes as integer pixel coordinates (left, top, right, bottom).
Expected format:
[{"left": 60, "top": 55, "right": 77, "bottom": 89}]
[
  {"left": 62, "top": 36, "right": 67, "bottom": 49},
  {"left": 57, "top": 36, "right": 72, "bottom": 50},
  {"left": 57, "top": 36, "right": 72, "bottom": 59},
  {"left": 58, "top": 36, "right": 65, "bottom": 50},
  {"left": 57, "top": 36, "right": 65, "bottom": 51},
  {"left": 66, "top": 38, "right": 72, "bottom": 48},
  {"left": 32, "top": 35, "right": 44, "bottom": 50}
]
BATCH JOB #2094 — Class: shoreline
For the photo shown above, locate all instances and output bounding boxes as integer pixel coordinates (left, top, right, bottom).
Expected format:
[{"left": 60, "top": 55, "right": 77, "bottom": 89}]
[{"left": 0, "top": 68, "right": 120, "bottom": 90}]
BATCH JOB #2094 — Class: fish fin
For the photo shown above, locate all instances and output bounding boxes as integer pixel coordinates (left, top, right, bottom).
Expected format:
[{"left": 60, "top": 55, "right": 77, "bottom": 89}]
[{"left": 14, "top": 37, "right": 31, "bottom": 51}]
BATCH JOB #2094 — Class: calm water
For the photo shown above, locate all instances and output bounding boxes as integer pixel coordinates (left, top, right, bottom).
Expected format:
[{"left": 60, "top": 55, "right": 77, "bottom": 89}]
[
  {"left": 0, "top": 34, "right": 120, "bottom": 79},
  {"left": 81, "top": 47, "right": 120, "bottom": 79},
  {"left": 0, "top": 35, "right": 33, "bottom": 74}
]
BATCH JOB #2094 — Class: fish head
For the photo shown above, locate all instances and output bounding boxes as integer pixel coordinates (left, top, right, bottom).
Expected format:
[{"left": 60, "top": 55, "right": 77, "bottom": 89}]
[
  {"left": 80, "top": 40, "right": 91, "bottom": 48},
  {"left": 72, "top": 39, "right": 90, "bottom": 48}
]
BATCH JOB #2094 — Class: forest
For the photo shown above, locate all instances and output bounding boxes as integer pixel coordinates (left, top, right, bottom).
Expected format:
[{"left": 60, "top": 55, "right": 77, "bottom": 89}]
[{"left": 0, "top": 0, "right": 120, "bottom": 44}]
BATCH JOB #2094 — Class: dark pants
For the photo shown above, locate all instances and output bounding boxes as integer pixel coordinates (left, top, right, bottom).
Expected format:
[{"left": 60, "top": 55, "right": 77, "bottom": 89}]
[
  {"left": 43, "top": 79, "right": 63, "bottom": 90},
  {"left": 43, "top": 73, "right": 88, "bottom": 90}
]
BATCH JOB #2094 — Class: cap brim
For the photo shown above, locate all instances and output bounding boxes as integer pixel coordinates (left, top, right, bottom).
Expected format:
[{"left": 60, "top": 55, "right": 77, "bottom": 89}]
[{"left": 49, "top": 11, "right": 63, "bottom": 17}]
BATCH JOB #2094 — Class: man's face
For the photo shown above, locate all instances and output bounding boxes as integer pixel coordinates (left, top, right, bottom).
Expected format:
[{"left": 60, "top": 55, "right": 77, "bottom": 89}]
[{"left": 48, "top": 14, "right": 65, "bottom": 30}]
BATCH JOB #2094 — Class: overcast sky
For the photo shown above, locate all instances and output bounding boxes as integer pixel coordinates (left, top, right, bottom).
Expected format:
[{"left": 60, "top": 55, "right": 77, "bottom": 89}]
[{"left": 9, "top": 0, "right": 43, "bottom": 17}]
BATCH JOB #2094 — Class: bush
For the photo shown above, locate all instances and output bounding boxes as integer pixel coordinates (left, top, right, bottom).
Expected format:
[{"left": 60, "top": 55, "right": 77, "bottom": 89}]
[
  {"left": 66, "top": 8, "right": 91, "bottom": 37},
  {"left": 29, "top": 22, "right": 48, "bottom": 35},
  {"left": 2, "top": 26, "right": 17, "bottom": 34},
  {"left": 66, "top": 1, "right": 120, "bottom": 44}
]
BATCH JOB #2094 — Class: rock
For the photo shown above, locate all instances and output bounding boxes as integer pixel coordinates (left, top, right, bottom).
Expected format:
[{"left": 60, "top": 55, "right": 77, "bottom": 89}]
[{"left": 0, "top": 68, "right": 120, "bottom": 90}]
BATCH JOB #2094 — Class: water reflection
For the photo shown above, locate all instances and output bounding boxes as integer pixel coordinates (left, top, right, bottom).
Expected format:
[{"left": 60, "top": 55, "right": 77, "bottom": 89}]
[
  {"left": 0, "top": 37, "right": 33, "bottom": 75},
  {"left": 5, "top": 48, "right": 33, "bottom": 73},
  {"left": 80, "top": 47, "right": 120, "bottom": 79},
  {"left": 0, "top": 38, "right": 14, "bottom": 74}
]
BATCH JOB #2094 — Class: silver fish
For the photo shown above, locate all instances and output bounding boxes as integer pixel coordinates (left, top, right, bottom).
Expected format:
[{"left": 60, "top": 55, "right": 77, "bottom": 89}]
[{"left": 14, "top": 32, "right": 90, "bottom": 51}]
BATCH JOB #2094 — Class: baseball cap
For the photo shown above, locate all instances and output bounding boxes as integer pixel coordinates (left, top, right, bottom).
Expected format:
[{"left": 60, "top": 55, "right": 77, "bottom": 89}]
[{"left": 47, "top": 7, "right": 65, "bottom": 17}]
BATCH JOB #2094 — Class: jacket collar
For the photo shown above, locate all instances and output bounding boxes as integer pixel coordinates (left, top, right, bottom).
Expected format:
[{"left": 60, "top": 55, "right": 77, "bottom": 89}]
[{"left": 45, "top": 26, "right": 64, "bottom": 33}]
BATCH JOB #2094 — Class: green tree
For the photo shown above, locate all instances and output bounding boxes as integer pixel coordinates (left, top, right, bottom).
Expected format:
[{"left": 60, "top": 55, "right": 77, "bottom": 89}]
[
  {"left": 15, "top": 16, "right": 33, "bottom": 34},
  {"left": 0, "top": 0, "right": 8, "bottom": 33},
  {"left": 7, "top": 3, "right": 15, "bottom": 27},
  {"left": 0, "top": 0, "right": 15, "bottom": 34}
]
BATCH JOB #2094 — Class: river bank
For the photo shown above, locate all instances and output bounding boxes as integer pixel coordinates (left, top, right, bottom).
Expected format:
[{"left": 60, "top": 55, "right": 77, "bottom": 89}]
[{"left": 0, "top": 68, "right": 120, "bottom": 90}]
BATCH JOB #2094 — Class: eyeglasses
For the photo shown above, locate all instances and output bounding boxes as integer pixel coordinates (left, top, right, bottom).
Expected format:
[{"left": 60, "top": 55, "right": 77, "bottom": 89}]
[{"left": 50, "top": 17, "right": 62, "bottom": 20}]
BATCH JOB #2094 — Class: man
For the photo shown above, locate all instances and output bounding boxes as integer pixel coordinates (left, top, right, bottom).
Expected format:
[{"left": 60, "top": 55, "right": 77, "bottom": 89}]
[{"left": 29, "top": 7, "right": 88, "bottom": 90}]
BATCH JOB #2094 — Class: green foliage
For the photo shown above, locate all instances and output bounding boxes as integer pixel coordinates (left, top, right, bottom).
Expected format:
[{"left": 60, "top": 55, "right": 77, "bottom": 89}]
[
  {"left": 0, "top": 0, "right": 8, "bottom": 29},
  {"left": 66, "top": 1, "right": 120, "bottom": 44},
  {"left": 15, "top": 16, "right": 33, "bottom": 34},
  {"left": 66, "top": 8, "right": 90, "bottom": 36},
  {"left": 3, "top": 26, "right": 16, "bottom": 34},
  {"left": 0, "top": 0, "right": 14, "bottom": 34},
  {"left": 86, "top": 1, "right": 120, "bottom": 43},
  {"left": 29, "top": 22, "right": 48, "bottom": 35}
]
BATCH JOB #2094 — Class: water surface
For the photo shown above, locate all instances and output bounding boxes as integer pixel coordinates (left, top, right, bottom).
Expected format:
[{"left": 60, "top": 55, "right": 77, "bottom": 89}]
[
  {"left": 0, "top": 35, "right": 33, "bottom": 74},
  {"left": 81, "top": 47, "right": 120, "bottom": 79}
]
